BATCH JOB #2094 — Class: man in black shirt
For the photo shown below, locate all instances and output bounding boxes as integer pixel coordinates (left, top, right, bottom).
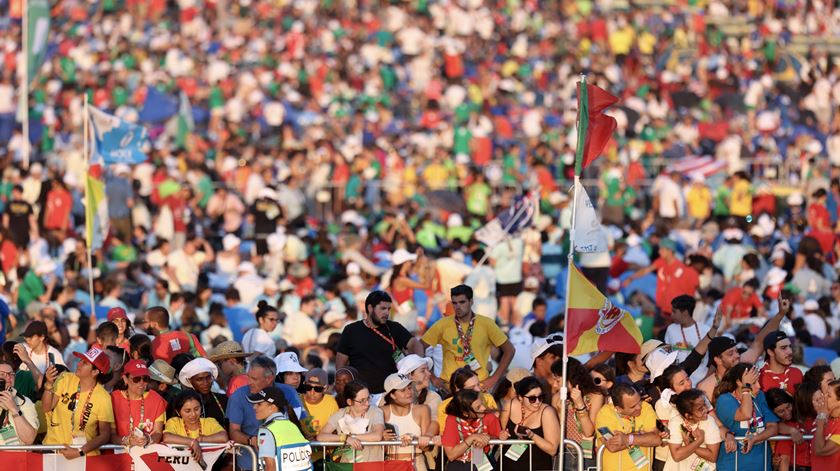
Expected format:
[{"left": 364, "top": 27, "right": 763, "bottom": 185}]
[
  {"left": 336, "top": 291, "right": 424, "bottom": 393},
  {"left": 3, "top": 185, "right": 36, "bottom": 249},
  {"left": 249, "top": 188, "right": 283, "bottom": 256}
]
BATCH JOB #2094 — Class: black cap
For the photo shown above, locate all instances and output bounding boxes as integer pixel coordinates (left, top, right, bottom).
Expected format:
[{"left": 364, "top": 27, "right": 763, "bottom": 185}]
[
  {"left": 22, "top": 321, "right": 47, "bottom": 338},
  {"left": 763, "top": 330, "right": 788, "bottom": 351},
  {"left": 247, "top": 386, "right": 286, "bottom": 406},
  {"left": 707, "top": 336, "right": 737, "bottom": 366}
]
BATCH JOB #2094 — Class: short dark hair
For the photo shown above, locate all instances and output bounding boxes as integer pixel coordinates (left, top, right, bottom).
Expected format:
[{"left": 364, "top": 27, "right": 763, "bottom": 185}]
[
  {"left": 96, "top": 322, "right": 119, "bottom": 342},
  {"left": 609, "top": 383, "right": 638, "bottom": 408},
  {"left": 532, "top": 298, "right": 547, "bottom": 310},
  {"left": 451, "top": 284, "right": 473, "bottom": 300},
  {"left": 765, "top": 387, "right": 793, "bottom": 412},
  {"left": 673, "top": 389, "right": 706, "bottom": 418},
  {"left": 145, "top": 306, "right": 170, "bottom": 328},
  {"left": 364, "top": 291, "right": 392, "bottom": 314},
  {"left": 670, "top": 295, "right": 696, "bottom": 314}
]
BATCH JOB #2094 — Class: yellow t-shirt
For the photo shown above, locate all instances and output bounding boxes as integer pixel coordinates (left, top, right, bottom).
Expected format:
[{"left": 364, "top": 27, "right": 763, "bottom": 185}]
[
  {"left": 43, "top": 373, "right": 115, "bottom": 455},
  {"left": 609, "top": 27, "right": 635, "bottom": 55},
  {"left": 437, "top": 393, "right": 497, "bottom": 433},
  {"left": 686, "top": 186, "right": 712, "bottom": 220},
  {"left": 301, "top": 394, "right": 339, "bottom": 436},
  {"left": 164, "top": 417, "right": 225, "bottom": 439},
  {"left": 595, "top": 402, "right": 657, "bottom": 471},
  {"left": 730, "top": 179, "right": 753, "bottom": 217},
  {"left": 422, "top": 163, "right": 449, "bottom": 191},
  {"left": 421, "top": 315, "right": 508, "bottom": 382}
]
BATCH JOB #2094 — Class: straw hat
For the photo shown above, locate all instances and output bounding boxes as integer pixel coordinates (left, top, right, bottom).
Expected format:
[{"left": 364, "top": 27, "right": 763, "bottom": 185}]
[{"left": 207, "top": 340, "right": 255, "bottom": 362}]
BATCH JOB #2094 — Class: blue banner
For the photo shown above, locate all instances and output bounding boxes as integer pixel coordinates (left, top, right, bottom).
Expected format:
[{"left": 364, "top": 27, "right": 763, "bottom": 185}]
[
  {"left": 88, "top": 106, "right": 150, "bottom": 165},
  {"left": 139, "top": 86, "right": 178, "bottom": 123}
]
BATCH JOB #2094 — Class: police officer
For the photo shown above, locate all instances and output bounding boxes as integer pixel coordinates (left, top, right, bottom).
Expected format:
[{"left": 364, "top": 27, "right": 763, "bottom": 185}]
[{"left": 249, "top": 387, "right": 313, "bottom": 471}]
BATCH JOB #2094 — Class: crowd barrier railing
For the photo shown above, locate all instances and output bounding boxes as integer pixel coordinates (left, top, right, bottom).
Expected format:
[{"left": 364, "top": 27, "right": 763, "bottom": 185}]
[
  {"left": 595, "top": 434, "right": 815, "bottom": 471},
  {"left": 0, "top": 443, "right": 257, "bottom": 470},
  {"left": 308, "top": 438, "right": 585, "bottom": 471}
]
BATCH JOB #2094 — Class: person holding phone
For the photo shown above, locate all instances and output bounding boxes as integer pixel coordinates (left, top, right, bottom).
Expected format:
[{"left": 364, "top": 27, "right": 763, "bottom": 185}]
[
  {"left": 595, "top": 383, "right": 661, "bottom": 471},
  {"left": 317, "top": 380, "right": 386, "bottom": 464},
  {"left": 0, "top": 360, "right": 38, "bottom": 445},
  {"left": 713, "top": 362, "right": 779, "bottom": 471},
  {"left": 441, "top": 388, "right": 505, "bottom": 471},
  {"left": 500, "top": 376, "right": 560, "bottom": 471},
  {"left": 20, "top": 320, "right": 66, "bottom": 377}
]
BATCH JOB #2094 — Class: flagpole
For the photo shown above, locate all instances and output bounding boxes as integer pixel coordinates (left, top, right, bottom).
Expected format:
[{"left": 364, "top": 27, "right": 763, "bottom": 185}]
[
  {"left": 21, "top": 0, "right": 30, "bottom": 169},
  {"left": 558, "top": 74, "right": 588, "bottom": 471},
  {"left": 83, "top": 94, "right": 96, "bottom": 320}
]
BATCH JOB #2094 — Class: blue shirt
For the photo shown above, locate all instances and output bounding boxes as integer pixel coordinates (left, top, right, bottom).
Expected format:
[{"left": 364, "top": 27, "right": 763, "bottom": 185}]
[
  {"left": 227, "top": 383, "right": 307, "bottom": 470},
  {"left": 715, "top": 391, "right": 779, "bottom": 471},
  {"left": 224, "top": 305, "right": 257, "bottom": 343}
]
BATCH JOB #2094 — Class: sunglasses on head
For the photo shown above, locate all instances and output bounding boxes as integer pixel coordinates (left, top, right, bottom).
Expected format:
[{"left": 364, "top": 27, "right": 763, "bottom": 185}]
[
  {"left": 302, "top": 384, "right": 325, "bottom": 393},
  {"left": 523, "top": 395, "right": 542, "bottom": 404}
]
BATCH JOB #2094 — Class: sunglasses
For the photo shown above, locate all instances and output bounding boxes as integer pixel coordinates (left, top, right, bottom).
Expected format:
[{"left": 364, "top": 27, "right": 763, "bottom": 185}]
[
  {"left": 302, "top": 384, "right": 325, "bottom": 393},
  {"left": 523, "top": 395, "right": 542, "bottom": 404},
  {"left": 130, "top": 376, "right": 147, "bottom": 384}
]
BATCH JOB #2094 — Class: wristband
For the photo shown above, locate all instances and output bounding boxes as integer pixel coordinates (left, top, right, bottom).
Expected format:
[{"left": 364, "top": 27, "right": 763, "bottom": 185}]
[
  {"left": 575, "top": 406, "right": 587, "bottom": 412},
  {"left": 817, "top": 412, "right": 829, "bottom": 421},
  {"left": 627, "top": 433, "right": 634, "bottom": 446}
]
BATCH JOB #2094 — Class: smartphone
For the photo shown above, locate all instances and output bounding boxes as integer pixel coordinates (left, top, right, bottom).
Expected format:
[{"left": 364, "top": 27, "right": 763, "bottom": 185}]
[
  {"left": 48, "top": 353, "right": 55, "bottom": 366},
  {"left": 515, "top": 424, "right": 528, "bottom": 437},
  {"left": 0, "top": 379, "right": 6, "bottom": 392},
  {"left": 598, "top": 427, "right": 613, "bottom": 440}
]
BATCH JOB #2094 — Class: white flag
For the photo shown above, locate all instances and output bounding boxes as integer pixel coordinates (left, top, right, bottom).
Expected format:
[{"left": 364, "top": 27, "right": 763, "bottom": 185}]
[{"left": 572, "top": 181, "right": 609, "bottom": 253}]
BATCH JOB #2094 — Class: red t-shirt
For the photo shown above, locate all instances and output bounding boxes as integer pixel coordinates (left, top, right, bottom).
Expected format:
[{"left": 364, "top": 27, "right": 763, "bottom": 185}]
[
  {"left": 720, "top": 287, "right": 763, "bottom": 320},
  {"left": 775, "top": 419, "right": 814, "bottom": 467},
  {"left": 758, "top": 365, "right": 803, "bottom": 395},
  {"left": 111, "top": 390, "right": 168, "bottom": 438},
  {"left": 151, "top": 331, "right": 206, "bottom": 363},
  {"left": 441, "top": 414, "right": 502, "bottom": 461},
  {"left": 652, "top": 258, "right": 699, "bottom": 314},
  {"left": 43, "top": 188, "right": 72, "bottom": 230},
  {"left": 811, "top": 417, "right": 840, "bottom": 469},
  {"left": 227, "top": 373, "right": 249, "bottom": 396}
]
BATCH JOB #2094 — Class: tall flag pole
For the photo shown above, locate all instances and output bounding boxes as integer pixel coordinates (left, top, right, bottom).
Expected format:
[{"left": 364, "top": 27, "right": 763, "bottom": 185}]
[
  {"left": 558, "top": 76, "right": 619, "bottom": 471},
  {"left": 83, "top": 94, "right": 96, "bottom": 319}
]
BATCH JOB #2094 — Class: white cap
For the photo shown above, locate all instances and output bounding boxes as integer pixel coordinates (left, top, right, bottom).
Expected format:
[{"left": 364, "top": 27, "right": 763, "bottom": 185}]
[
  {"left": 223, "top": 234, "right": 241, "bottom": 251},
  {"left": 524, "top": 277, "right": 540, "bottom": 289},
  {"left": 530, "top": 334, "right": 563, "bottom": 365},
  {"left": 644, "top": 349, "right": 679, "bottom": 382},
  {"left": 722, "top": 228, "right": 744, "bottom": 241},
  {"left": 447, "top": 213, "right": 464, "bottom": 228},
  {"left": 391, "top": 249, "right": 417, "bottom": 266},
  {"left": 787, "top": 192, "right": 804, "bottom": 206},
  {"left": 383, "top": 373, "right": 413, "bottom": 394},
  {"left": 274, "top": 352, "right": 308, "bottom": 373},
  {"left": 804, "top": 299, "right": 820, "bottom": 311},
  {"left": 765, "top": 267, "right": 787, "bottom": 287},
  {"left": 397, "top": 354, "right": 434, "bottom": 377}
]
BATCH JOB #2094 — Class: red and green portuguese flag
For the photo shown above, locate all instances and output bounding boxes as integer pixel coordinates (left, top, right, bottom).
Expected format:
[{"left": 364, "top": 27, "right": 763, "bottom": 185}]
[
  {"left": 574, "top": 78, "right": 619, "bottom": 175},
  {"left": 325, "top": 461, "right": 414, "bottom": 471}
]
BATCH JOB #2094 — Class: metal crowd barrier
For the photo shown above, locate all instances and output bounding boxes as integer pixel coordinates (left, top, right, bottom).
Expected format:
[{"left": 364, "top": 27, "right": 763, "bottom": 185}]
[
  {"left": 594, "top": 435, "right": 815, "bottom": 471},
  {"left": 308, "top": 438, "right": 585, "bottom": 471},
  {"left": 0, "top": 443, "right": 257, "bottom": 469}
]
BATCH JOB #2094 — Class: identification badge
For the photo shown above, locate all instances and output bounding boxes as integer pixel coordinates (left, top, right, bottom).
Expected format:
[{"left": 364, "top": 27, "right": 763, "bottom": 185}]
[
  {"left": 628, "top": 446, "right": 649, "bottom": 469},
  {"left": 0, "top": 425, "right": 16, "bottom": 443},
  {"left": 689, "top": 457, "right": 711, "bottom": 471},
  {"left": 392, "top": 350, "right": 405, "bottom": 363},
  {"left": 471, "top": 448, "right": 493, "bottom": 471},
  {"left": 581, "top": 437, "right": 594, "bottom": 459},
  {"left": 72, "top": 435, "right": 86, "bottom": 445},
  {"left": 464, "top": 352, "right": 481, "bottom": 371},
  {"left": 504, "top": 443, "right": 528, "bottom": 461}
]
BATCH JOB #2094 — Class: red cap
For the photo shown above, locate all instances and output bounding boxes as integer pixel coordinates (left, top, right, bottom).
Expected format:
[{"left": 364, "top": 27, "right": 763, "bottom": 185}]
[
  {"left": 123, "top": 359, "right": 150, "bottom": 378},
  {"left": 73, "top": 347, "right": 111, "bottom": 374},
  {"left": 107, "top": 307, "right": 128, "bottom": 322}
]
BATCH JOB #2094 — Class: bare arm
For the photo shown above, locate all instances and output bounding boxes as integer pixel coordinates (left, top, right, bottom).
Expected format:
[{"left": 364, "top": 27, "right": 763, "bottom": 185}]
[
  {"left": 530, "top": 406, "right": 561, "bottom": 456},
  {"left": 334, "top": 352, "right": 349, "bottom": 369},
  {"left": 406, "top": 337, "right": 425, "bottom": 356},
  {"left": 744, "top": 297, "right": 790, "bottom": 363},
  {"left": 694, "top": 441, "right": 720, "bottom": 462},
  {"left": 668, "top": 438, "right": 704, "bottom": 462}
]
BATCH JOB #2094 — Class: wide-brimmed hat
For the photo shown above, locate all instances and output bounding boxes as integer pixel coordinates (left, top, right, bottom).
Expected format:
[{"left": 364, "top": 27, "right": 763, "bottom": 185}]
[
  {"left": 207, "top": 340, "right": 255, "bottom": 362},
  {"left": 148, "top": 360, "right": 178, "bottom": 385}
]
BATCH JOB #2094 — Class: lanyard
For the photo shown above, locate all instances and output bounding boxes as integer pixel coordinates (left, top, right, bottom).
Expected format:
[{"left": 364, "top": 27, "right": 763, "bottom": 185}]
[
  {"left": 184, "top": 419, "right": 204, "bottom": 438},
  {"left": 365, "top": 319, "right": 397, "bottom": 351},
  {"left": 202, "top": 393, "right": 224, "bottom": 419},
  {"left": 129, "top": 393, "right": 146, "bottom": 431},
  {"left": 455, "top": 315, "right": 476, "bottom": 355},
  {"left": 70, "top": 385, "right": 95, "bottom": 433},
  {"left": 679, "top": 324, "right": 701, "bottom": 348}
]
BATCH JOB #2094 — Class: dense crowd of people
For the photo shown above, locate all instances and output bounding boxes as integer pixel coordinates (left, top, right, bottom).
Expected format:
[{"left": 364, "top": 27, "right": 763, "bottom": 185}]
[{"left": 2, "top": 0, "right": 840, "bottom": 470}]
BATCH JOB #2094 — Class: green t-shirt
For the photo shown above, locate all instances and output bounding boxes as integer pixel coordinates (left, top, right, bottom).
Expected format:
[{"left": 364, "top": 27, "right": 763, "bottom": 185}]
[
  {"left": 17, "top": 271, "right": 44, "bottom": 313},
  {"left": 14, "top": 370, "right": 36, "bottom": 402},
  {"left": 454, "top": 126, "right": 472, "bottom": 155},
  {"left": 465, "top": 182, "right": 491, "bottom": 216},
  {"left": 714, "top": 187, "right": 731, "bottom": 217}
]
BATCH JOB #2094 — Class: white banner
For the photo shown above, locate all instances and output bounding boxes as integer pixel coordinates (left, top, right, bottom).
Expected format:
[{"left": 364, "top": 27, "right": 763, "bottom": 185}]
[
  {"left": 572, "top": 181, "right": 609, "bottom": 254},
  {"left": 129, "top": 443, "right": 228, "bottom": 471}
]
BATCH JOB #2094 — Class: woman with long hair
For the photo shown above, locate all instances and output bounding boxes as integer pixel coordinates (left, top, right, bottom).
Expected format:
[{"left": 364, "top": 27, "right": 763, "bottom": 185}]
[
  {"left": 714, "top": 362, "right": 780, "bottom": 470},
  {"left": 381, "top": 373, "right": 438, "bottom": 471},
  {"left": 552, "top": 358, "right": 604, "bottom": 470},
  {"left": 397, "top": 354, "right": 442, "bottom": 435},
  {"left": 769, "top": 384, "right": 816, "bottom": 471},
  {"left": 664, "top": 389, "right": 721, "bottom": 471},
  {"left": 804, "top": 364, "right": 836, "bottom": 396},
  {"left": 441, "top": 389, "right": 505, "bottom": 471},
  {"left": 500, "top": 376, "right": 560, "bottom": 471},
  {"left": 317, "top": 380, "right": 385, "bottom": 463},
  {"left": 437, "top": 367, "right": 498, "bottom": 433},
  {"left": 163, "top": 390, "right": 228, "bottom": 466},
  {"left": 387, "top": 249, "right": 432, "bottom": 333}
]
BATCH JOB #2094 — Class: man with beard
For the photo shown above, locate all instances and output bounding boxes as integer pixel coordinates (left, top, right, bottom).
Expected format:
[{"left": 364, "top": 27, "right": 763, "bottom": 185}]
[
  {"left": 335, "top": 291, "right": 424, "bottom": 393},
  {"left": 758, "top": 331, "right": 802, "bottom": 395},
  {"left": 697, "top": 296, "right": 792, "bottom": 400}
]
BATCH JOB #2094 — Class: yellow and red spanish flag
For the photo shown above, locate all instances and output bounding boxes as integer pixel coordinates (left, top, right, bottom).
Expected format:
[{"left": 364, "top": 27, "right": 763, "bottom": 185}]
[{"left": 566, "top": 264, "right": 643, "bottom": 356}]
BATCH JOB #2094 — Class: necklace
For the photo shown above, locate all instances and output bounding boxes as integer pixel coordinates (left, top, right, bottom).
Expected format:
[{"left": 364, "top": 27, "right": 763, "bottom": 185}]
[{"left": 128, "top": 391, "right": 146, "bottom": 432}]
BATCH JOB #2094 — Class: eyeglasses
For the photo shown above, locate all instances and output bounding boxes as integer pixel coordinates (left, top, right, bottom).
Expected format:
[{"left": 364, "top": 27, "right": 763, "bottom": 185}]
[
  {"left": 130, "top": 376, "right": 147, "bottom": 384},
  {"left": 352, "top": 397, "right": 371, "bottom": 404},
  {"left": 0, "top": 371, "right": 13, "bottom": 377},
  {"left": 523, "top": 395, "right": 542, "bottom": 404},
  {"left": 302, "top": 384, "right": 325, "bottom": 393}
]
